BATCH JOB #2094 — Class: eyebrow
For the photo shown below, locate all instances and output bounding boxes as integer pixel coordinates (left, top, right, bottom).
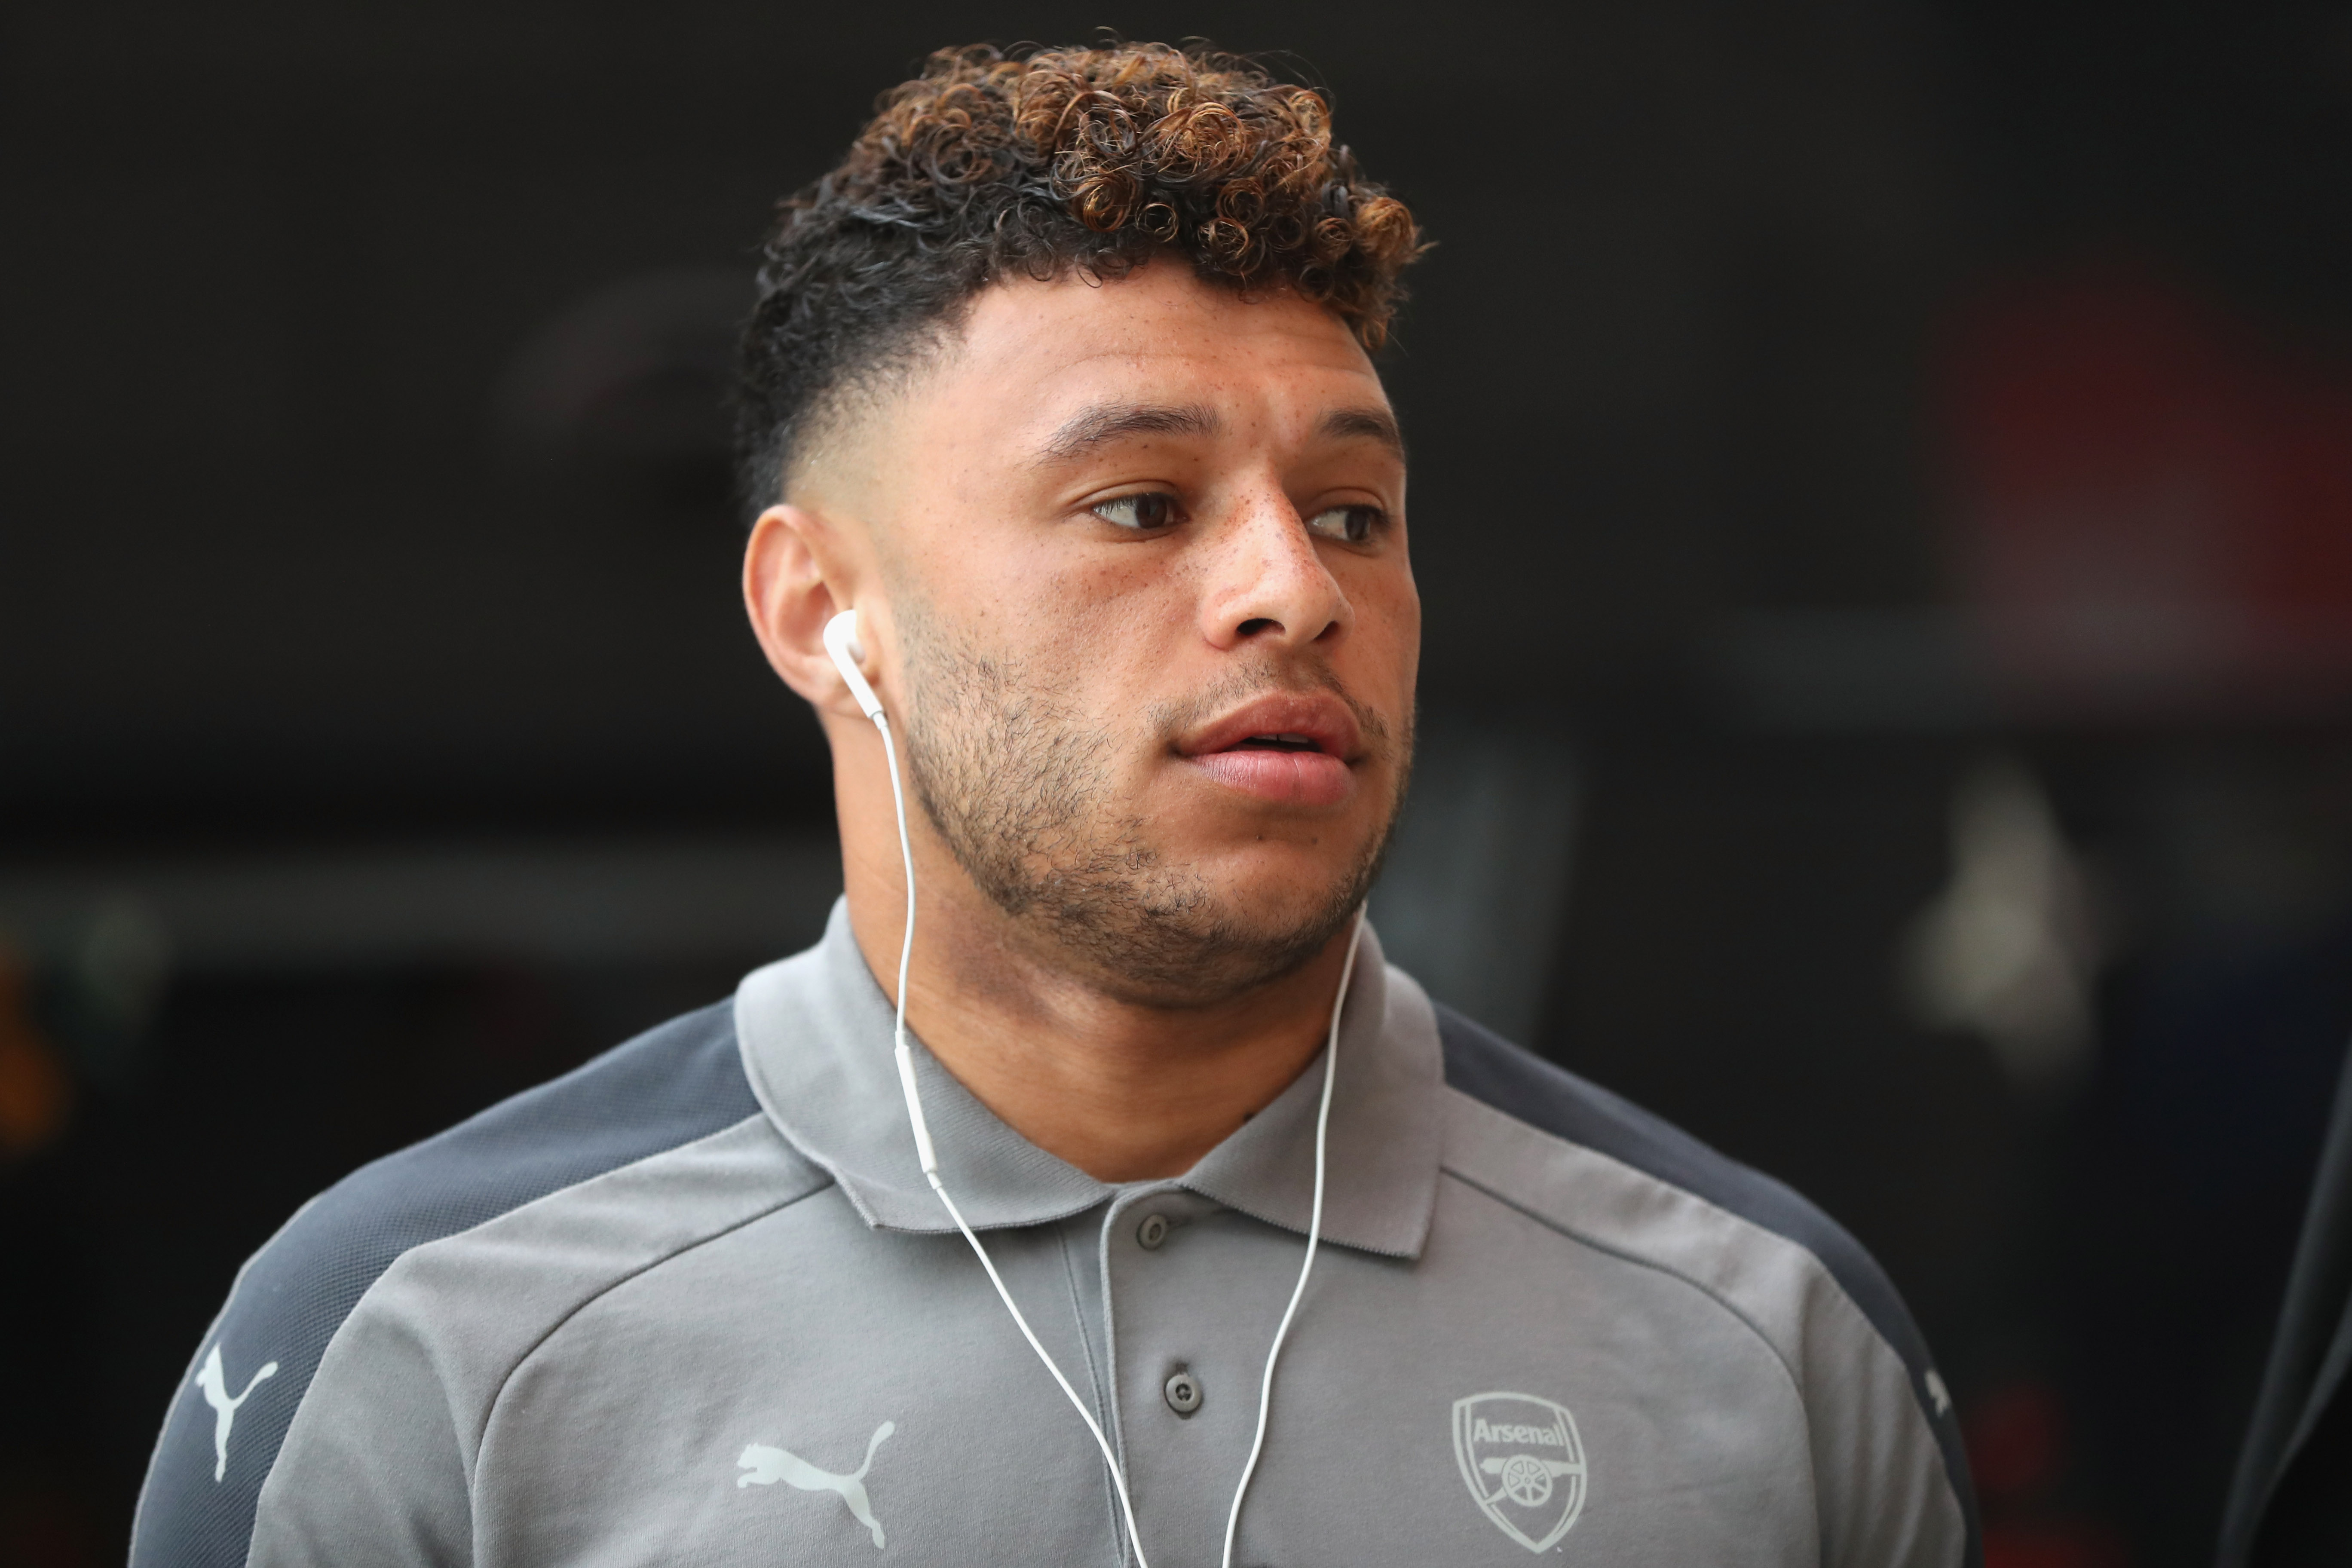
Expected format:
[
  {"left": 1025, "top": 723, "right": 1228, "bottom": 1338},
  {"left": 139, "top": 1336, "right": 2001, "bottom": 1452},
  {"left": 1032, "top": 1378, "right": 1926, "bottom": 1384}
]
[
  {"left": 1032, "top": 400, "right": 1408, "bottom": 465},
  {"left": 1038, "top": 402, "right": 1220, "bottom": 462},
  {"left": 1320, "top": 406, "right": 1406, "bottom": 458}
]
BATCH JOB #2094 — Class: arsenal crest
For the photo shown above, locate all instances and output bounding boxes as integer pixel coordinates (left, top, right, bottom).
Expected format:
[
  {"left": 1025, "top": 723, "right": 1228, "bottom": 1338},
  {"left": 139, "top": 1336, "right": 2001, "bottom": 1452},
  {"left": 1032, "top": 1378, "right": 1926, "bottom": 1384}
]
[{"left": 1451, "top": 1391, "right": 1588, "bottom": 1553}]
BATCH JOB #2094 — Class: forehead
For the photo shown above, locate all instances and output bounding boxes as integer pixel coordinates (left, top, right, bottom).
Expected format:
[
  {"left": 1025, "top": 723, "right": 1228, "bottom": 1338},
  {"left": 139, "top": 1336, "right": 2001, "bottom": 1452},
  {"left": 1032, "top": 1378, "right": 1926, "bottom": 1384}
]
[{"left": 924, "top": 263, "right": 1389, "bottom": 444}]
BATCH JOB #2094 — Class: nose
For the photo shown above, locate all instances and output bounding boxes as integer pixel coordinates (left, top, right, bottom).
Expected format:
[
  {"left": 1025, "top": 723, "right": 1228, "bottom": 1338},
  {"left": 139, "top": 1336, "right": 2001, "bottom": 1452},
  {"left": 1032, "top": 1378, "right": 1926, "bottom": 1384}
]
[{"left": 1197, "top": 486, "right": 1352, "bottom": 653}]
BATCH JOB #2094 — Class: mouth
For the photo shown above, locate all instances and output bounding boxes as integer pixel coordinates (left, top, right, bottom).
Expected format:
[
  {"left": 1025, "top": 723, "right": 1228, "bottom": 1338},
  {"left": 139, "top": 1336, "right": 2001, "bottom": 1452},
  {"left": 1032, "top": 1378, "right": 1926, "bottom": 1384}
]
[{"left": 1178, "top": 694, "right": 1362, "bottom": 807}]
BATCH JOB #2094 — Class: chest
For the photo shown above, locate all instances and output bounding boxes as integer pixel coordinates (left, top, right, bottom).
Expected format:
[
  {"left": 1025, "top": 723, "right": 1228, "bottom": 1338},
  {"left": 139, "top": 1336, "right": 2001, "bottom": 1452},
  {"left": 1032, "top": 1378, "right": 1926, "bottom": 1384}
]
[{"left": 467, "top": 1184, "right": 1818, "bottom": 1567}]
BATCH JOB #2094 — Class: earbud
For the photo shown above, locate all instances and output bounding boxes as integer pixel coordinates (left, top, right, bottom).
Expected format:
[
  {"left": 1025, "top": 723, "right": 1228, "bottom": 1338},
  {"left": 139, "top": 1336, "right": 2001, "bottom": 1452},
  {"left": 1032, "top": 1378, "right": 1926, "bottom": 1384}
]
[{"left": 823, "top": 609, "right": 885, "bottom": 720}]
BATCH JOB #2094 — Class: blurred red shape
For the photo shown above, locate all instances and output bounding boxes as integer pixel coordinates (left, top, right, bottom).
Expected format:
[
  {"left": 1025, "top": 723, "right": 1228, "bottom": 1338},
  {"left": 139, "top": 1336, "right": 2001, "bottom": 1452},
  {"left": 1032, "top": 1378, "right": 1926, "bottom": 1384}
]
[{"left": 1942, "top": 260, "right": 2352, "bottom": 716}]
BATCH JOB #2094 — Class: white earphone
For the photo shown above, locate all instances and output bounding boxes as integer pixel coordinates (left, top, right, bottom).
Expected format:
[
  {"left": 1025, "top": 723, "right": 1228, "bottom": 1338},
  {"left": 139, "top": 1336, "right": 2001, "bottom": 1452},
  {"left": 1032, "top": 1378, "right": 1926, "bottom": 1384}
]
[
  {"left": 821, "top": 610, "right": 886, "bottom": 722},
  {"left": 823, "top": 607, "right": 1362, "bottom": 1568}
]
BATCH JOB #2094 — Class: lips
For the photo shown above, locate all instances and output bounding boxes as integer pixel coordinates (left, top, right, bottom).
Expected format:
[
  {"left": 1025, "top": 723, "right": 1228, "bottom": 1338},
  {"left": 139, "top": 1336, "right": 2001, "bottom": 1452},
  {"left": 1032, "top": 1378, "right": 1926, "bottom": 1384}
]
[{"left": 1178, "top": 693, "right": 1362, "bottom": 807}]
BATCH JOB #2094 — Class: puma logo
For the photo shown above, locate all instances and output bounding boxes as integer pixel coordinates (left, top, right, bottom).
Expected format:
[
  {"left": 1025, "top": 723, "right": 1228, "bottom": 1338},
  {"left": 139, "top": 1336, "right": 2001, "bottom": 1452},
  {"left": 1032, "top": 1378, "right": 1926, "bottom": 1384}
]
[
  {"left": 737, "top": 1421, "right": 895, "bottom": 1549},
  {"left": 194, "top": 1345, "right": 279, "bottom": 1482}
]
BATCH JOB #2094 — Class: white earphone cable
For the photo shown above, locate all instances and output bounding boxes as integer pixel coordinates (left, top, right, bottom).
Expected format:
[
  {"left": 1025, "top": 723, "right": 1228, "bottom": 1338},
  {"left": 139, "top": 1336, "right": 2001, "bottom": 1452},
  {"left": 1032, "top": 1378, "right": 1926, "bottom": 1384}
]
[
  {"left": 870, "top": 713, "right": 1155, "bottom": 1568},
  {"left": 850, "top": 619, "right": 1356, "bottom": 1568},
  {"left": 1220, "top": 906, "right": 1362, "bottom": 1568}
]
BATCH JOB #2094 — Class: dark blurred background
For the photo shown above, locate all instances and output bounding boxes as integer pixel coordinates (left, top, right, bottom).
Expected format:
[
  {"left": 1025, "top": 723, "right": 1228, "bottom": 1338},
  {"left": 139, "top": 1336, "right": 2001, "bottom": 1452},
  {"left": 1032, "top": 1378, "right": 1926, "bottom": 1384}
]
[{"left": 7, "top": 3, "right": 2352, "bottom": 1564}]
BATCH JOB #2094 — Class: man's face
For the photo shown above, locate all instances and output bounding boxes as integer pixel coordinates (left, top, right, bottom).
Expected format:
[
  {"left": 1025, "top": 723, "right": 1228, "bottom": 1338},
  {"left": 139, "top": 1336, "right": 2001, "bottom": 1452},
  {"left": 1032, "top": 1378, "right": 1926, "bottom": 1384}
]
[{"left": 829, "top": 261, "right": 1419, "bottom": 1005}]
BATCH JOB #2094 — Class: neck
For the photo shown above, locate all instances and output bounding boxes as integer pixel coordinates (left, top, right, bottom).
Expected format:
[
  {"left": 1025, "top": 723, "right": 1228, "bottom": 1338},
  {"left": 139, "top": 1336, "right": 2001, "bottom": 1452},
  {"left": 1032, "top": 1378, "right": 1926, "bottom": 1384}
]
[{"left": 840, "top": 836, "right": 1357, "bottom": 1184}]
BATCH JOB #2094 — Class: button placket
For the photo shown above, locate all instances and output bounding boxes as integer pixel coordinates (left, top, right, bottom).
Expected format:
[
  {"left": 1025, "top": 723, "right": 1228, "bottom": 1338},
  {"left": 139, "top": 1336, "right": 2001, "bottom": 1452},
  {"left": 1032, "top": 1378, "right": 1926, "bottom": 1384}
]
[{"left": 1102, "top": 1185, "right": 1234, "bottom": 1551}]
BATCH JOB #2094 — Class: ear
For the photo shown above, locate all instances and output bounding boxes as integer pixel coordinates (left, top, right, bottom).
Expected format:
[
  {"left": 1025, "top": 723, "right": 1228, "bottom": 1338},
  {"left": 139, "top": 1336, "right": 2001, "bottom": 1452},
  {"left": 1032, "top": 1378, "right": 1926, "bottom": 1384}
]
[{"left": 743, "top": 504, "right": 876, "bottom": 719}]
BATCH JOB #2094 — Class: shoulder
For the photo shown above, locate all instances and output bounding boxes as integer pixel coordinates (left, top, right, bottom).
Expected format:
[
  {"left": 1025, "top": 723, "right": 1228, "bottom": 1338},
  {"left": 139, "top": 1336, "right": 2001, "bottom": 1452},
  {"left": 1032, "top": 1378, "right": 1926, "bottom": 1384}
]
[
  {"left": 1432, "top": 1001, "right": 1981, "bottom": 1568},
  {"left": 130, "top": 999, "right": 783, "bottom": 1568},
  {"left": 1436, "top": 1001, "right": 1922, "bottom": 1370}
]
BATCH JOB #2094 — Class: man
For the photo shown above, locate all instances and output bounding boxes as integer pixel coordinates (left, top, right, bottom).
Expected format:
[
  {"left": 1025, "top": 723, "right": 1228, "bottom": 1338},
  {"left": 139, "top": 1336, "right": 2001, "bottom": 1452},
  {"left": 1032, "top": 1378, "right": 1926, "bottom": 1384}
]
[{"left": 135, "top": 43, "right": 1976, "bottom": 1567}]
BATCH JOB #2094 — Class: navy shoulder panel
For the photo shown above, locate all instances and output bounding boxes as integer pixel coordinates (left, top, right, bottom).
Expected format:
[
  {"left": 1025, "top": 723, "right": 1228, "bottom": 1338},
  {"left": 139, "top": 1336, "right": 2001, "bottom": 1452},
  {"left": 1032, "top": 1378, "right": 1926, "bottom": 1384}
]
[
  {"left": 1435, "top": 1001, "right": 1981, "bottom": 1558},
  {"left": 131, "top": 998, "right": 760, "bottom": 1568}
]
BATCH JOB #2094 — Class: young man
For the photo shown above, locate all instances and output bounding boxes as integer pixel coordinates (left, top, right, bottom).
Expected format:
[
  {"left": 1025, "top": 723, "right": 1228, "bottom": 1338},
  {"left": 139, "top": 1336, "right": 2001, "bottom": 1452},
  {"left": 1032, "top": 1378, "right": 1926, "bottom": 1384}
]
[{"left": 136, "top": 43, "right": 1977, "bottom": 1567}]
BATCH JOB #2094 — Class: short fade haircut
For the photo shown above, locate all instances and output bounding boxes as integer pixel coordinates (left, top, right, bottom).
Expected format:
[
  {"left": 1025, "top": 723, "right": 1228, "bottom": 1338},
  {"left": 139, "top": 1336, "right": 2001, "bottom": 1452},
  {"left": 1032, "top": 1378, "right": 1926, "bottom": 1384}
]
[{"left": 734, "top": 41, "right": 1424, "bottom": 512}]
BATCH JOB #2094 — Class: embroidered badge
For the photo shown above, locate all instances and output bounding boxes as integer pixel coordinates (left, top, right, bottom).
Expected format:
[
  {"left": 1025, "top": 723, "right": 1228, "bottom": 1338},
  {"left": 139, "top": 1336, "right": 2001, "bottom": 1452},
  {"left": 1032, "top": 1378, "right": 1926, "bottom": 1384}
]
[{"left": 1452, "top": 1391, "right": 1587, "bottom": 1553}]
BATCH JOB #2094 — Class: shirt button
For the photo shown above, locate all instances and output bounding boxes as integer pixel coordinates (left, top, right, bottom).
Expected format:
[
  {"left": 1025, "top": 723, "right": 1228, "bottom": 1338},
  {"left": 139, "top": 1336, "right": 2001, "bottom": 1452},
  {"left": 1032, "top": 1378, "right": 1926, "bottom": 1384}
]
[
  {"left": 1136, "top": 1213, "right": 1171, "bottom": 1250},
  {"left": 1164, "top": 1369, "right": 1203, "bottom": 1416}
]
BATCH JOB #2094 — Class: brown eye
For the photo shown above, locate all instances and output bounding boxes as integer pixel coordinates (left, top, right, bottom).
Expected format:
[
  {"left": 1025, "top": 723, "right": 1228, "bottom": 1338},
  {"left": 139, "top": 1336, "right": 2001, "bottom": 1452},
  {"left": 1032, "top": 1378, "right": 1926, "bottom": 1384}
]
[
  {"left": 1092, "top": 493, "right": 1179, "bottom": 530},
  {"left": 1306, "top": 504, "right": 1382, "bottom": 543}
]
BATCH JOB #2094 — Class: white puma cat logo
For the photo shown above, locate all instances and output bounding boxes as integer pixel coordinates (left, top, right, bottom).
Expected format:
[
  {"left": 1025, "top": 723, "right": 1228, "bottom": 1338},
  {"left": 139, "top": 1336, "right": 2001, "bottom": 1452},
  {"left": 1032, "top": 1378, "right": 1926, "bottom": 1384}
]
[
  {"left": 194, "top": 1345, "right": 279, "bottom": 1482},
  {"left": 737, "top": 1421, "right": 896, "bottom": 1548}
]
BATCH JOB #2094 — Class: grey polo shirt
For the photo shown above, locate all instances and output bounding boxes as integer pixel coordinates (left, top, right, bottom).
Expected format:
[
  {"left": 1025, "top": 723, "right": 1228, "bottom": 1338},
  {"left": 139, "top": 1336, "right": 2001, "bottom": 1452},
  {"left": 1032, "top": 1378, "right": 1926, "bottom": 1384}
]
[{"left": 134, "top": 902, "right": 1977, "bottom": 1567}]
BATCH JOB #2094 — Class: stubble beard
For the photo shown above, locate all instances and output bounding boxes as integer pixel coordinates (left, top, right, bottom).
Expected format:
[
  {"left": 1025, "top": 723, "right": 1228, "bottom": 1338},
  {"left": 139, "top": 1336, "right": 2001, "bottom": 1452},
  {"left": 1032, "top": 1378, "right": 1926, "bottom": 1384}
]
[{"left": 895, "top": 613, "right": 1412, "bottom": 1007}]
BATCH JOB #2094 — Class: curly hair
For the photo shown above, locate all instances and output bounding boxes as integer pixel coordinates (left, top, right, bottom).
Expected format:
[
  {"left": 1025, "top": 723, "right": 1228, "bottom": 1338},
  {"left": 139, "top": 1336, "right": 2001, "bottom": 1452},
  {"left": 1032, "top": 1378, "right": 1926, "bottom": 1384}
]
[{"left": 734, "top": 41, "right": 1424, "bottom": 511}]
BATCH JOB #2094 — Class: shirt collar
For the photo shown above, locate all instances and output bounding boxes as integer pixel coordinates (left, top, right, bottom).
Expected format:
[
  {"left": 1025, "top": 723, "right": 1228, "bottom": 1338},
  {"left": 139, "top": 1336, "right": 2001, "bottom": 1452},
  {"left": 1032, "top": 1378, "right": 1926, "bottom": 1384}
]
[{"left": 733, "top": 898, "right": 1442, "bottom": 1259}]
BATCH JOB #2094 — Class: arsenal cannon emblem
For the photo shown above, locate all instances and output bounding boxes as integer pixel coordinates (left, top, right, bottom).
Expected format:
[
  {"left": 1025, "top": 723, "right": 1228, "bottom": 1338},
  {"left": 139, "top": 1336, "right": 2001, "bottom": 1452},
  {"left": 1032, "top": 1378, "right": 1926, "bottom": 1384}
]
[{"left": 1451, "top": 1392, "right": 1588, "bottom": 1553}]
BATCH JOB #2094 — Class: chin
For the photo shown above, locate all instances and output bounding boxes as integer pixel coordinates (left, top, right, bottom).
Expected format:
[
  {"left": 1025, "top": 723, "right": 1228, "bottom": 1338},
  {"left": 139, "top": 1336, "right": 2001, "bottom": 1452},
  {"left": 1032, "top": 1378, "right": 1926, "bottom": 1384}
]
[
  {"left": 1022, "top": 839, "right": 1378, "bottom": 1008},
  {"left": 1175, "top": 830, "right": 1359, "bottom": 894},
  {"left": 1186, "top": 854, "right": 1378, "bottom": 950}
]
